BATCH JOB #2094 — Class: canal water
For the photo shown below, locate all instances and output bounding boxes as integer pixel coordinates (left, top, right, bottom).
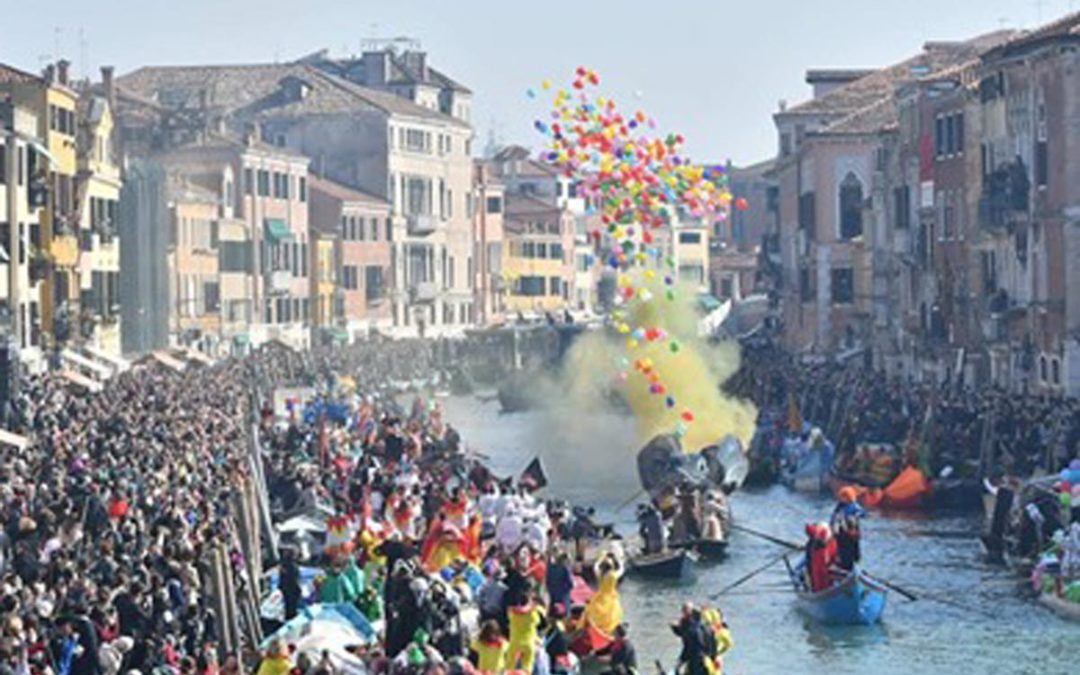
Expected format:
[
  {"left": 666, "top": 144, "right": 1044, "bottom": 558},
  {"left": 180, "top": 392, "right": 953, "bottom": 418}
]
[{"left": 442, "top": 395, "right": 1076, "bottom": 674}]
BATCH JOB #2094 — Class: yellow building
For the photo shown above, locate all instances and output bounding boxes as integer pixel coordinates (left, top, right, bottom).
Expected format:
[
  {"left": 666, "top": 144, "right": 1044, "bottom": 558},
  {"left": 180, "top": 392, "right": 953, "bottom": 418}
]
[
  {"left": 0, "top": 60, "right": 79, "bottom": 351},
  {"left": 502, "top": 195, "right": 575, "bottom": 315},
  {"left": 310, "top": 231, "right": 340, "bottom": 340},
  {"left": 76, "top": 89, "right": 122, "bottom": 357},
  {"left": 674, "top": 222, "right": 711, "bottom": 293}
]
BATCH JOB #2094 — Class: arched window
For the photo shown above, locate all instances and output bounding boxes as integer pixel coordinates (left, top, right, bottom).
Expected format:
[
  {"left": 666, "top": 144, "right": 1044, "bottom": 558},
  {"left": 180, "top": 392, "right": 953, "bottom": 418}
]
[{"left": 839, "top": 172, "right": 864, "bottom": 240}]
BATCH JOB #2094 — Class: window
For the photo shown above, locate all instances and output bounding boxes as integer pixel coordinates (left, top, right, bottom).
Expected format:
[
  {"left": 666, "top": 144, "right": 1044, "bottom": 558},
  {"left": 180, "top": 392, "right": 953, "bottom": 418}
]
[
  {"left": 404, "top": 128, "right": 429, "bottom": 153},
  {"left": 343, "top": 265, "right": 359, "bottom": 290},
  {"left": 257, "top": 170, "right": 270, "bottom": 196},
  {"left": 0, "top": 144, "right": 5, "bottom": 183},
  {"left": 204, "top": 281, "right": 221, "bottom": 313},
  {"left": 272, "top": 172, "right": 287, "bottom": 199},
  {"left": 537, "top": 243, "right": 548, "bottom": 259},
  {"left": 798, "top": 192, "right": 816, "bottom": 236},
  {"left": 1052, "top": 358, "right": 1061, "bottom": 386},
  {"left": 935, "top": 113, "right": 964, "bottom": 158},
  {"left": 831, "top": 268, "right": 854, "bottom": 304},
  {"left": 1036, "top": 140, "right": 1048, "bottom": 188},
  {"left": 244, "top": 168, "right": 253, "bottom": 195},
  {"left": 893, "top": 185, "right": 911, "bottom": 229},
  {"left": 300, "top": 242, "right": 308, "bottom": 277},
  {"left": 935, "top": 117, "right": 945, "bottom": 157},
  {"left": 365, "top": 266, "right": 384, "bottom": 301},
  {"left": 220, "top": 241, "right": 253, "bottom": 272},
  {"left": 780, "top": 133, "right": 792, "bottom": 158},
  {"left": 678, "top": 232, "right": 702, "bottom": 244},
  {"left": 386, "top": 217, "right": 393, "bottom": 241},
  {"left": 340, "top": 215, "right": 348, "bottom": 239},
  {"left": 551, "top": 243, "right": 564, "bottom": 260},
  {"left": 356, "top": 217, "right": 366, "bottom": 242},
  {"left": 486, "top": 196, "right": 502, "bottom": 214},
  {"left": 720, "top": 277, "right": 734, "bottom": 299},
  {"left": 550, "top": 276, "right": 562, "bottom": 296},
  {"left": 299, "top": 176, "right": 307, "bottom": 202},
  {"left": 838, "top": 173, "right": 864, "bottom": 240},
  {"left": 406, "top": 177, "right": 431, "bottom": 215},
  {"left": 1040, "top": 355, "right": 1048, "bottom": 383},
  {"left": 516, "top": 275, "right": 545, "bottom": 296}
]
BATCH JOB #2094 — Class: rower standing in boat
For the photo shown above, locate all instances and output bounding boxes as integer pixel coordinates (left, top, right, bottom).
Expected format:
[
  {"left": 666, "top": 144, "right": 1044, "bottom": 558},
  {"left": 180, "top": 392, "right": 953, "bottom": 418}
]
[
  {"left": 637, "top": 502, "right": 667, "bottom": 554},
  {"left": 831, "top": 487, "right": 866, "bottom": 571},
  {"left": 671, "top": 484, "right": 702, "bottom": 546}
]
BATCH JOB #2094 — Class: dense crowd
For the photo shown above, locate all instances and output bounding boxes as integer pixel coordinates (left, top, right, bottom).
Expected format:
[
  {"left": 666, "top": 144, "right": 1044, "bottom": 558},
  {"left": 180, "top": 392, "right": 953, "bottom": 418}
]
[
  {"left": 726, "top": 338, "right": 1080, "bottom": 479},
  {"left": 0, "top": 337, "right": 734, "bottom": 675}
]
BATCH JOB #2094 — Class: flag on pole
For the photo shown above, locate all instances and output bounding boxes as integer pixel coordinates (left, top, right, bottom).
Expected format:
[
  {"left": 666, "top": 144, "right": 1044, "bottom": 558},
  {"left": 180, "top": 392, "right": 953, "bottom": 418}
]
[{"left": 519, "top": 457, "right": 549, "bottom": 491}]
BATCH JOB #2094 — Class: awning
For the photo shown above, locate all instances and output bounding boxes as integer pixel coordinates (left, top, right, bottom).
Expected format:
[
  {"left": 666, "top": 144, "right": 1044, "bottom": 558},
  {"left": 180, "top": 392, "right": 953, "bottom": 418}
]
[
  {"left": 60, "top": 369, "right": 104, "bottom": 393},
  {"left": 264, "top": 218, "right": 294, "bottom": 242},
  {"left": 151, "top": 350, "right": 187, "bottom": 373},
  {"left": 0, "top": 428, "right": 30, "bottom": 450},
  {"left": 698, "top": 293, "right": 723, "bottom": 312},
  {"left": 27, "top": 139, "right": 57, "bottom": 167},
  {"left": 61, "top": 348, "right": 112, "bottom": 380},
  {"left": 82, "top": 345, "right": 130, "bottom": 373}
]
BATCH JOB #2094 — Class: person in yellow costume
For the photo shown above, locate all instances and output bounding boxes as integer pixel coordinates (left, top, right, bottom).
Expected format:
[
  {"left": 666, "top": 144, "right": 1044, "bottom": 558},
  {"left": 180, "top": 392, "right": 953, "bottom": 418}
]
[
  {"left": 701, "top": 606, "right": 734, "bottom": 674},
  {"left": 470, "top": 620, "right": 508, "bottom": 673},
  {"left": 584, "top": 553, "right": 623, "bottom": 636},
  {"left": 255, "top": 639, "right": 292, "bottom": 675},
  {"left": 507, "top": 594, "right": 544, "bottom": 673}
]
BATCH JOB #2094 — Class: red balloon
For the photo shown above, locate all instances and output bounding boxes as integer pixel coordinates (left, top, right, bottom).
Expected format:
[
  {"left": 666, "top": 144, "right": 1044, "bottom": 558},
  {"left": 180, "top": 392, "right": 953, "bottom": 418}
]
[{"left": 735, "top": 197, "right": 750, "bottom": 212}]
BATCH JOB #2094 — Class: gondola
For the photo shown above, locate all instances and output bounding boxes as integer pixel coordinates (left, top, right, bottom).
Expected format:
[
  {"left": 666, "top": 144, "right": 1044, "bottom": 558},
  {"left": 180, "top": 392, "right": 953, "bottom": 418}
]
[
  {"left": 627, "top": 549, "right": 694, "bottom": 580},
  {"left": 793, "top": 568, "right": 887, "bottom": 625},
  {"left": 671, "top": 538, "right": 729, "bottom": 562}
]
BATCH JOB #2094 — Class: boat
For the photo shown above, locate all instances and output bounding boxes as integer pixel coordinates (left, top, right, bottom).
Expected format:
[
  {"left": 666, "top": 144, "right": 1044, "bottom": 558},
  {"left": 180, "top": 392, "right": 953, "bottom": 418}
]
[
  {"left": 672, "top": 538, "right": 729, "bottom": 562},
  {"left": 627, "top": 549, "right": 694, "bottom": 580},
  {"left": 1038, "top": 592, "right": 1080, "bottom": 622},
  {"left": 793, "top": 569, "right": 888, "bottom": 625}
]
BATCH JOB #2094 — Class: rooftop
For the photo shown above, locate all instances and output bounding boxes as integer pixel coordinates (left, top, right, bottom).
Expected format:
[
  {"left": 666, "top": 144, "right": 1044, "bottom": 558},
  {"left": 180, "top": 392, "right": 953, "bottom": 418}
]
[
  {"left": 118, "top": 62, "right": 468, "bottom": 128},
  {"left": 0, "top": 62, "right": 42, "bottom": 86},
  {"left": 308, "top": 175, "right": 389, "bottom": 207},
  {"left": 505, "top": 193, "right": 562, "bottom": 217},
  {"left": 783, "top": 30, "right": 1014, "bottom": 118}
]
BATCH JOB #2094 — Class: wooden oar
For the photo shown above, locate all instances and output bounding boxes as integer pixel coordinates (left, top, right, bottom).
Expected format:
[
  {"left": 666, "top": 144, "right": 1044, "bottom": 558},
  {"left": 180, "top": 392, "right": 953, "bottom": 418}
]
[
  {"left": 709, "top": 551, "right": 789, "bottom": 598},
  {"left": 731, "top": 523, "right": 802, "bottom": 550},
  {"left": 861, "top": 570, "right": 918, "bottom": 602}
]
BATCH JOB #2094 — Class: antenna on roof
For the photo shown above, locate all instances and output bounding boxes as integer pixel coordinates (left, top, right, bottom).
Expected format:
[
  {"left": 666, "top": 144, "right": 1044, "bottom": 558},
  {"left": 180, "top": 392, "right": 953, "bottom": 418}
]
[{"left": 79, "top": 26, "right": 87, "bottom": 81}]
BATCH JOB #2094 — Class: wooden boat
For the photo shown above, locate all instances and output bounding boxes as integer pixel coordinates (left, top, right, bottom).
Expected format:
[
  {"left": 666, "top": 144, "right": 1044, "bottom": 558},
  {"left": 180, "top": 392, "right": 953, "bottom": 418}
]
[
  {"left": 793, "top": 569, "right": 887, "bottom": 625},
  {"left": 627, "top": 549, "right": 694, "bottom": 580},
  {"left": 672, "top": 538, "right": 729, "bottom": 562},
  {"left": 1038, "top": 592, "right": 1080, "bottom": 622}
]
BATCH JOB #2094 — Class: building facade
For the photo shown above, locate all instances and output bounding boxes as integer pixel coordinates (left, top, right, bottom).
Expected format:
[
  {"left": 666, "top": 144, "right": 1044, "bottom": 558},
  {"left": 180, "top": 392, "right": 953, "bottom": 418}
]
[{"left": 502, "top": 194, "right": 575, "bottom": 315}]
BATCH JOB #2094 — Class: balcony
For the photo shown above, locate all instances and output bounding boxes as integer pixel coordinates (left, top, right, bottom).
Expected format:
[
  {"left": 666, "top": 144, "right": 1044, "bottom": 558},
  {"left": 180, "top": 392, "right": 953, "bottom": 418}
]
[
  {"left": 268, "top": 270, "right": 291, "bottom": 294},
  {"left": 979, "top": 160, "right": 1030, "bottom": 231},
  {"left": 406, "top": 213, "right": 436, "bottom": 236},
  {"left": 409, "top": 281, "right": 438, "bottom": 303}
]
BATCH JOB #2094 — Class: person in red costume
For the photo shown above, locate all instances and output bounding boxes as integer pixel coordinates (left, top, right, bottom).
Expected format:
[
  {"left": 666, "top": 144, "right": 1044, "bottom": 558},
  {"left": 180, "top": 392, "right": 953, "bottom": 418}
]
[{"left": 803, "top": 523, "right": 838, "bottom": 592}]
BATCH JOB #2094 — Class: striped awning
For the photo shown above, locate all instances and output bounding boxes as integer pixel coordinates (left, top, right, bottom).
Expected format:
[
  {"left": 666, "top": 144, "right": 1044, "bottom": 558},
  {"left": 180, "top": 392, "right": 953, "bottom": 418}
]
[{"left": 264, "top": 218, "right": 294, "bottom": 241}]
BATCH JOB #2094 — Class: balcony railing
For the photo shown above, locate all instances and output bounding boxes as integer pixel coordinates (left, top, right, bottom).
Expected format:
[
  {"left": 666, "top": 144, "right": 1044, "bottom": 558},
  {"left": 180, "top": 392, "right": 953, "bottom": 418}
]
[
  {"left": 409, "top": 281, "right": 438, "bottom": 303},
  {"left": 406, "top": 214, "right": 436, "bottom": 236},
  {"left": 268, "top": 270, "right": 291, "bottom": 294}
]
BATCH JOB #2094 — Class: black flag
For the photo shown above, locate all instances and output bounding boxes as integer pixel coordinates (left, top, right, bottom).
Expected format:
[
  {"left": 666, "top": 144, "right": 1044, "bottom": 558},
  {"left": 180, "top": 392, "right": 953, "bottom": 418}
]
[{"left": 519, "top": 457, "right": 548, "bottom": 491}]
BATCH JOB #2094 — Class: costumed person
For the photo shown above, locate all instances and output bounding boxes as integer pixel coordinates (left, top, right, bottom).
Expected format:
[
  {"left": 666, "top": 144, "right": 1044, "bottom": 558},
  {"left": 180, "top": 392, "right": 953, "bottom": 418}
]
[
  {"left": 544, "top": 603, "right": 575, "bottom": 675},
  {"left": 803, "top": 523, "right": 837, "bottom": 592},
  {"left": 279, "top": 548, "right": 303, "bottom": 621},
  {"left": 255, "top": 640, "right": 292, "bottom": 675},
  {"left": 701, "top": 606, "right": 733, "bottom": 674},
  {"left": 318, "top": 554, "right": 359, "bottom": 604},
  {"left": 444, "top": 487, "right": 470, "bottom": 530},
  {"left": 670, "top": 485, "right": 701, "bottom": 545},
  {"left": 600, "top": 624, "right": 637, "bottom": 675},
  {"left": 671, "top": 603, "right": 710, "bottom": 675},
  {"left": 545, "top": 552, "right": 575, "bottom": 612},
  {"left": 584, "top": 553, "right": 624, "bottom": 637},
  {"left": 700, "top": 491, "right": 729, "bottom": 543},
  {"left": 830, "top": 487, "right": 866, "bottom": 571},
  {"left": 507, "top": 592, "right": 544, "bottom": 674},
  {"left": 469, "top": 620, "right": 508, "bottom": 674},
  {"left": 637, "top": 503, "right": 666, "bottom": 555}
]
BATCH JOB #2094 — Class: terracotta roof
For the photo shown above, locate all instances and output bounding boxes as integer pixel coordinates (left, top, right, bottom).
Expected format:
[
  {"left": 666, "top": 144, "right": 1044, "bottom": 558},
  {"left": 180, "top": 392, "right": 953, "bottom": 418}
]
[
  {"left": 0, "top": 62, "right": 42, "bottom": 85},
  {"left": 983, "top": 12, "right": 1080, "bottom": 58},
  {"left": 818, "top": 97, "right": 899, "bottom": 136},
  {"left": 308, "top": 175, "right": 389, "bottom": 207},
  {"left": 118, "top": 63, "right": 467, "bottom": 127},
  {"left": 784, "top": 30, "right": 1014, "bottom": 118}
]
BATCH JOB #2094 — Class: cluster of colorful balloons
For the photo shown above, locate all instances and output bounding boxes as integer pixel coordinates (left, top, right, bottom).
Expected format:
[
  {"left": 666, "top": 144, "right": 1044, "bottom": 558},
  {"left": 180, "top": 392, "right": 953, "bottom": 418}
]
[{"left": 529, "top": 68, "right": 741, "bottom": 440}]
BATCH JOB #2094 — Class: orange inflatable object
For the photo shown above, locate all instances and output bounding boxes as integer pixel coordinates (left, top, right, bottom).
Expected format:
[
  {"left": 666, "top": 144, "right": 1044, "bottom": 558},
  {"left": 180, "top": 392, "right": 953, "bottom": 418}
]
[{"left": 835, "top": 466, "right": 932, "bottom": 509}]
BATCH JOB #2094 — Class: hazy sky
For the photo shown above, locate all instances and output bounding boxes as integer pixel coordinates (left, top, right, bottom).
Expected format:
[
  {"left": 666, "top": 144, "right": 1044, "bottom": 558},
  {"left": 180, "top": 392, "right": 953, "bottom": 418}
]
[{"left": 3, "top": 0, "right": 1071, "bottom": 164}]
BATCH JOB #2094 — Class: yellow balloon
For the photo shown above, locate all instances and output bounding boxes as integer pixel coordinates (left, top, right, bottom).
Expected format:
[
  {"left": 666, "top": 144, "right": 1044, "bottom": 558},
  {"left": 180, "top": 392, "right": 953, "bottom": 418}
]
[
  {"left": 541, "top": 79, "right": 552, "bottom": 90},
  {"left": 626, "top": 338, "right": 639, "bottom": 350}
]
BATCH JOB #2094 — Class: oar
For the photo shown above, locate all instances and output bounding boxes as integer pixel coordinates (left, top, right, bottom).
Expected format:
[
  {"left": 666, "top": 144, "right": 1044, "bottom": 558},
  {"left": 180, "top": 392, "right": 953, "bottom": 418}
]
[
  {"left": 615, "top": 488, "right": 646, "bottom": 512},
  {"left": 731, "top": 523, "right": 802, "bottom": 550},
  {"left": 709, "top": 551, "right": 789, "bottom": 598},
  {"left": 862, "top": 571, "right": 918, "bottom": 602}
]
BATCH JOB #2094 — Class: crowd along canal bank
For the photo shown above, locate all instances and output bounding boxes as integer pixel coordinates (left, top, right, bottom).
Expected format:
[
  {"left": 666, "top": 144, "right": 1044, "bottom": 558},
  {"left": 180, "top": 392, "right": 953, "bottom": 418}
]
[{"left": 440, "top": 394, "right": 1080, "bottom": 673}]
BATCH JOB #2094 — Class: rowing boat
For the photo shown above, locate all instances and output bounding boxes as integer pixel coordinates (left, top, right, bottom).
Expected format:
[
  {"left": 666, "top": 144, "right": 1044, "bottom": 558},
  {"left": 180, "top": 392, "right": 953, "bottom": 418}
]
[
  {"left": 627, "top": 549, "right": 694, "bottom": 580},
  {"left": 672, "top": 538, "right": 729, "bottom": 562},
  {"left": 793, "top": 568, "right": 887, "bottom": 625}
]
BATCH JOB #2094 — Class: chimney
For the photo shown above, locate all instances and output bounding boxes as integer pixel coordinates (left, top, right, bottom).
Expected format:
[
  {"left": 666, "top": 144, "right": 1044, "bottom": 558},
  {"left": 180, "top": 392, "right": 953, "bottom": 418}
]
[
  {"left": 100, "top": 66, "right": 115, "bottom": 110},
  {"left": 362, "top": 51, "right": 390, "bottom": 86},
  {"left": 57, "top": 59, "right": 70, "bottom": 86},
  {"left": 43, "top": 64, "right": 56, "bottom": 84},
  {"left": 404, "top": 51, "right": 428, "bottom": 80},
  {"left": 244, "top": 121, "right": 260, "bottom": 147}
]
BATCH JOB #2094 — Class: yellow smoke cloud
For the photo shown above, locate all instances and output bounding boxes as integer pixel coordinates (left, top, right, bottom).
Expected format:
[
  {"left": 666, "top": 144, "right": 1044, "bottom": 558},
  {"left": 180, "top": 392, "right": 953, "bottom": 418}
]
[{"left": 558, "top": 274, "right": 757, "bottom": 454}]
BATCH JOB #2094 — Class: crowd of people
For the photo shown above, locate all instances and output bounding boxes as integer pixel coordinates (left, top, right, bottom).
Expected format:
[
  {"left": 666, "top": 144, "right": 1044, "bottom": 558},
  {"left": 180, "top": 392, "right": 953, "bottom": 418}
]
[
  {"left": 0, "top": 337, "right": 737, "bottom": 675},
  {"left": 727, "top": 338, "right": 1080, "bottom": 481}
]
